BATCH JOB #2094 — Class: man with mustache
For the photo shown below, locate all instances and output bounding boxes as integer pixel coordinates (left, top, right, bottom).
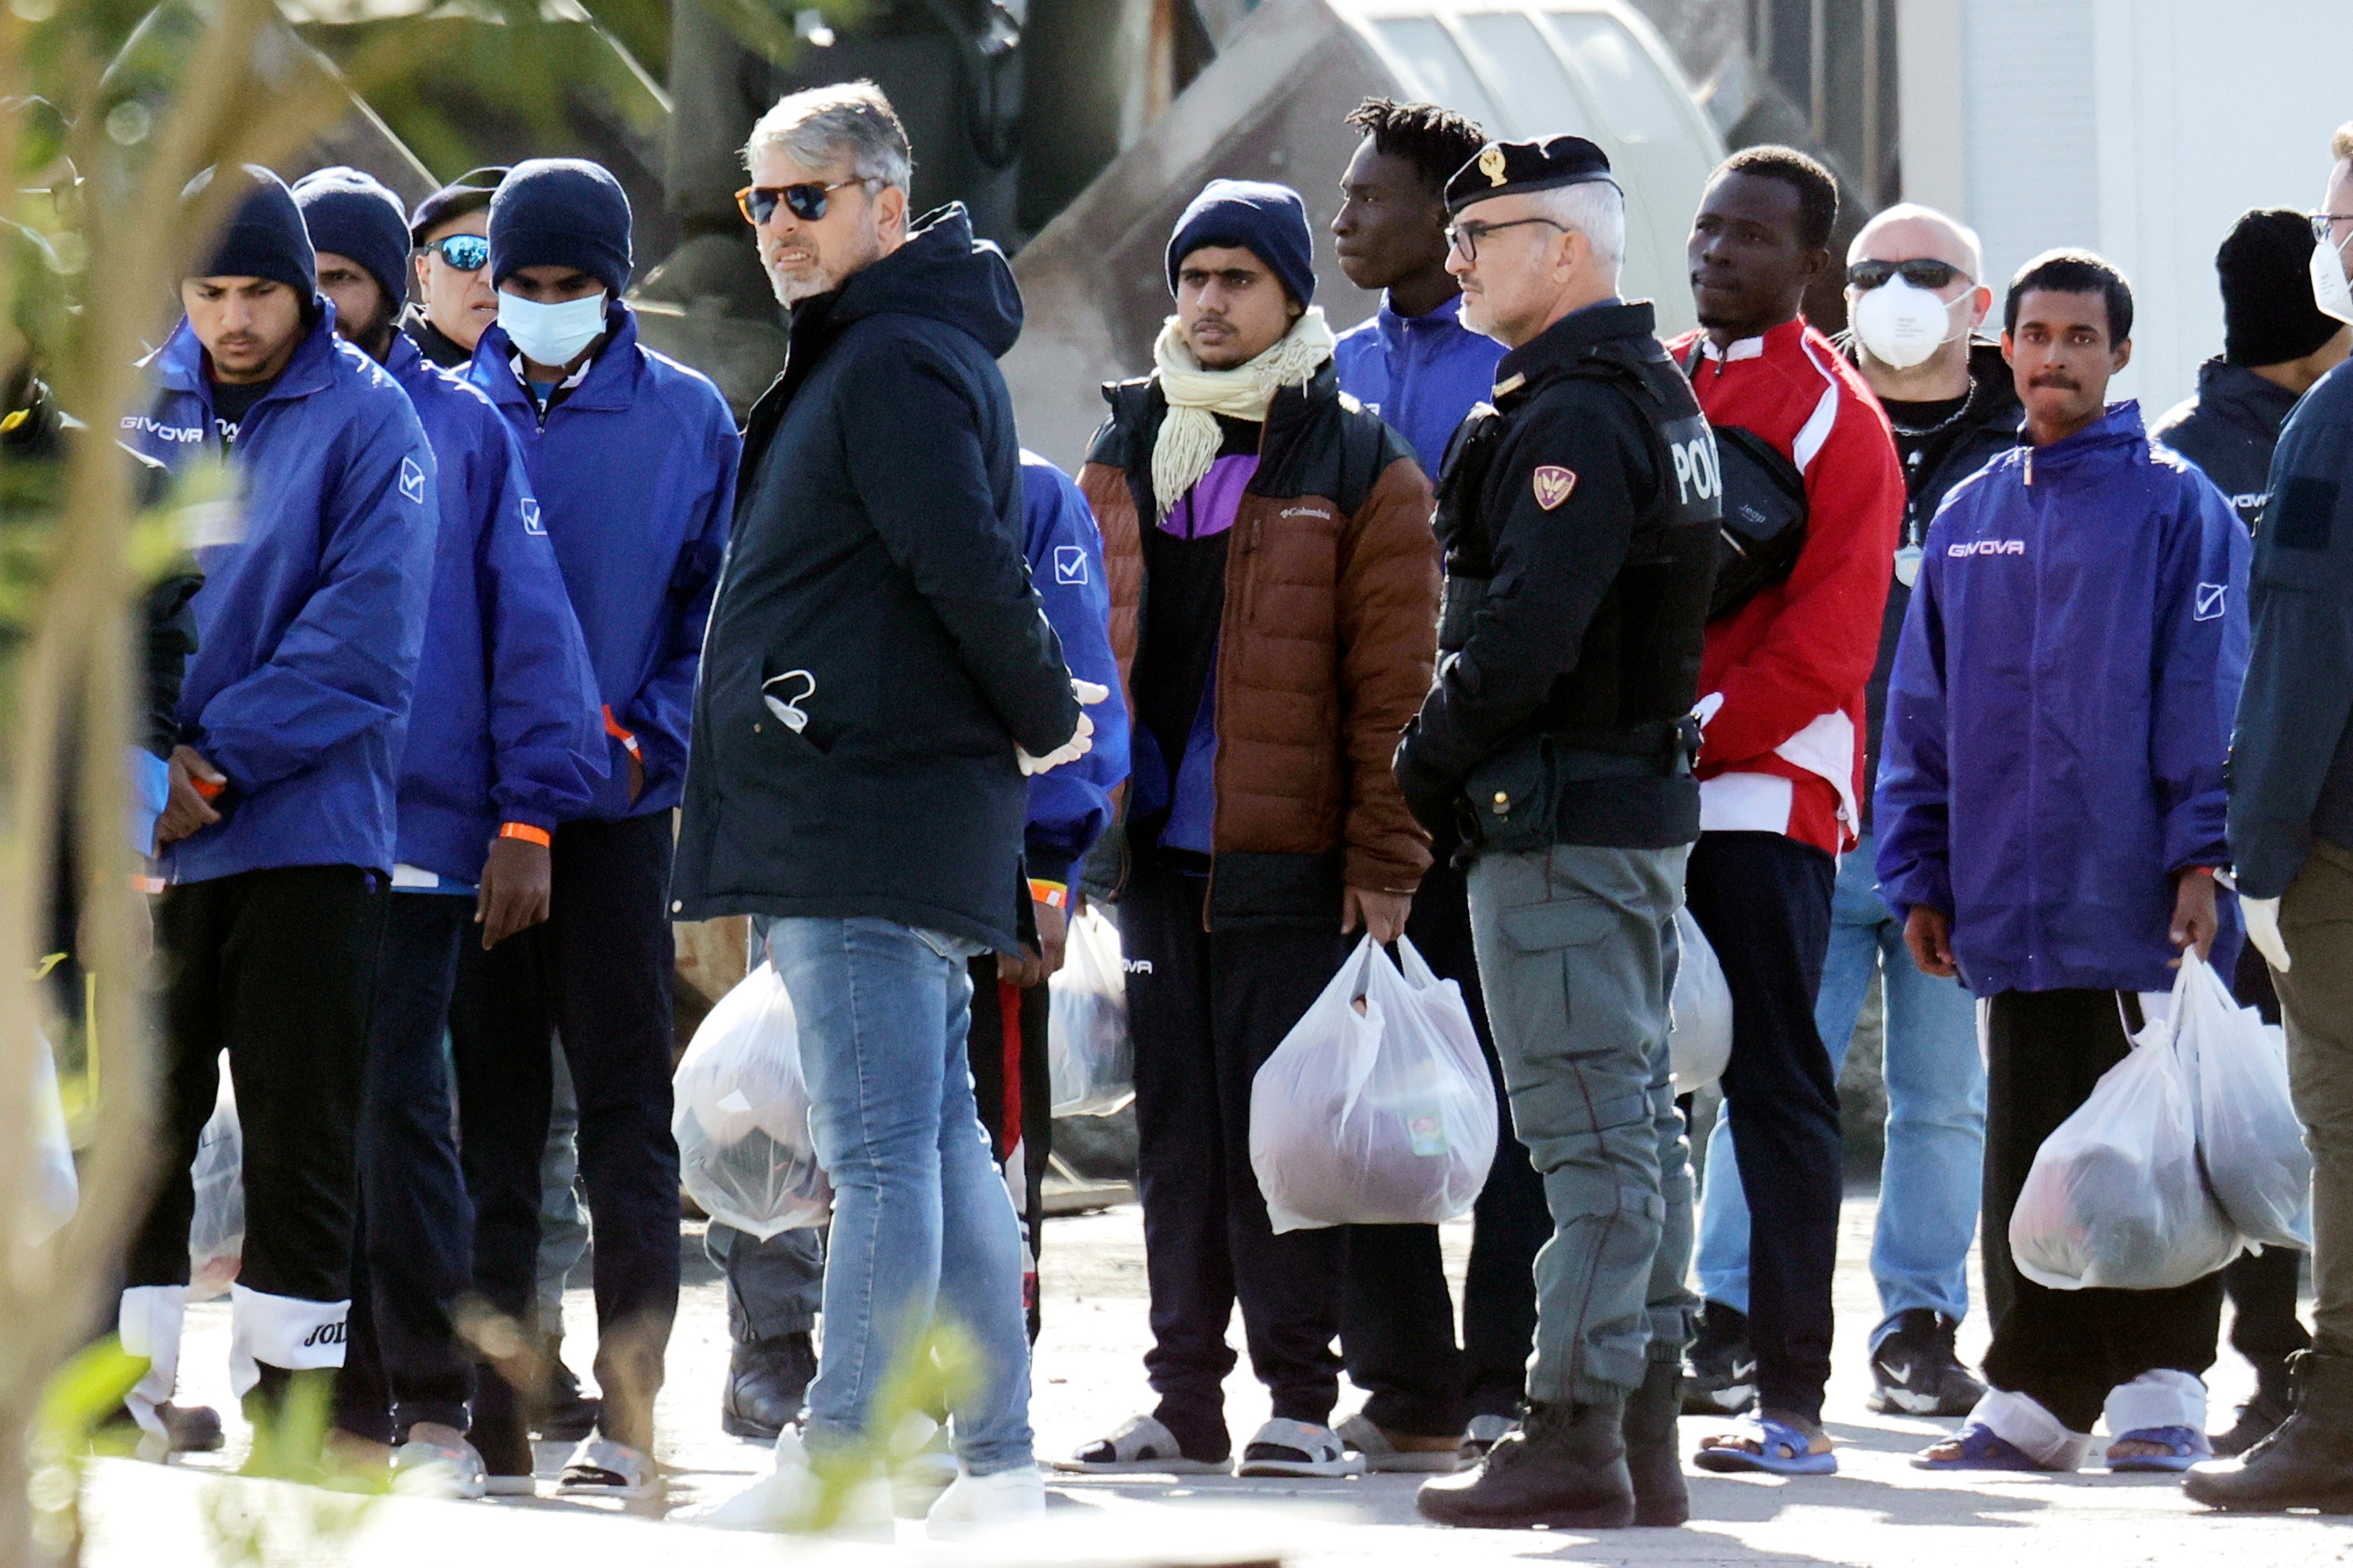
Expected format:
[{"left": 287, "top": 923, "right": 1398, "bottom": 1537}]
[{"left": 1878, "top": 249, "right": 2251, "bottom": 1474}]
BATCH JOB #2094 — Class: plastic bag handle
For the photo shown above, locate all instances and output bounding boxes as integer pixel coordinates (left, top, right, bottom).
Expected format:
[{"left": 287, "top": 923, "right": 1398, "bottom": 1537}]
[
  {"left": 1334, "top": 936, "right": 1388, "bottom": 1123},
  {"left": 1395, "top": 934, "right": 1440, "bottom": 991}
]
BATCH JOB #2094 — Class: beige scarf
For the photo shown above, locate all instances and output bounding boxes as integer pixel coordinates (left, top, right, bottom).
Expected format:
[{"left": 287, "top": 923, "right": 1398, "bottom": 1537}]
[{"left": 1150, "top": 308, "right": 1337, "bottom": 515}]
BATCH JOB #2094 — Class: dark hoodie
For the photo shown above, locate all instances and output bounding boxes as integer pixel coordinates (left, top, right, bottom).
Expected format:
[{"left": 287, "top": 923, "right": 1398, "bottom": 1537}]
[
  {"left": 1836, "top": 335, "right": 2023, "bottom": 820},
  {"left": 2151, "top": 356, "right": 2302, "bottom": 532},
  {"left": 672, "top": 205, "right": 1082, "bottom": 949}
]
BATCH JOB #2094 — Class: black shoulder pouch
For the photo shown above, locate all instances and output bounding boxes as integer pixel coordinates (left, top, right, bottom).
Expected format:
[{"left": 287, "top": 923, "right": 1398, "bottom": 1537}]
[{"left": 1675, "top": 342, "right": 1809, "bottom": 620}]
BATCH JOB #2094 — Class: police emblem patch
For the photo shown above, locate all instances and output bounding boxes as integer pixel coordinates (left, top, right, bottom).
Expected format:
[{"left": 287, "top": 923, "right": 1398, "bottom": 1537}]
[
  {"left": 1479, "top": 146, "right": 1508, "bottom": 188},
  {"left": 1532, "top": 465, "right": 1577, "bottom": 509}
]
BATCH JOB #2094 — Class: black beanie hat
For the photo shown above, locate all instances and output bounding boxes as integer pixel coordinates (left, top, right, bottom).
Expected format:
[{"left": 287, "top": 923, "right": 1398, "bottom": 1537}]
[
  {"left": 185, "top": 165, "right": 315, "bottom": 296},
  {"left": 410, "top": 165, "right": 508, "bottom": 243},
  {"left": 2219, "top": 208, "right": 2342, "bottom": 367},
  {"left": 489, "top": 159, "right": 632, "bottom": 296},
  {"left": 291, "top": 167, "right": 411, "bottom": 309},
  {"left": 1166, "top": 179, "right": 1316, "bottom": 308}
]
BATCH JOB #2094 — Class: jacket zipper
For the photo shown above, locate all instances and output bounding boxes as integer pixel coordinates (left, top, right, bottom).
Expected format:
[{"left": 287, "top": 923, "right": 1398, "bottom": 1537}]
[{"left": 1200, "top": 414, "right": 1281, "bottom": 928}]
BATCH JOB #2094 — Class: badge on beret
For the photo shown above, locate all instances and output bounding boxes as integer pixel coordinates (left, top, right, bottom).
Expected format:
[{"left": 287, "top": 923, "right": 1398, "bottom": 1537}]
[
  {"left": 1479, "top": 146, "right": 1508, "bottom": 188},
  {"left": 1533, "top": 466, "right": 1577, "bottom": 509}
]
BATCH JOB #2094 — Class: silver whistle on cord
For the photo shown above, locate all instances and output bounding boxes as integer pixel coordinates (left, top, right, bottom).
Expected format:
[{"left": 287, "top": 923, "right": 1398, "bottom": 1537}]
[{"left": 762, "top": 669, "right": 816, "bottom": 733}]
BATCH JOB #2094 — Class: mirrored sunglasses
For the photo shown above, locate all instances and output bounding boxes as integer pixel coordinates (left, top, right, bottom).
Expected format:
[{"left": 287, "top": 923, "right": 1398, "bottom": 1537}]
[{"left": 422, "top": 234, "right": 491, "bottom": 272}]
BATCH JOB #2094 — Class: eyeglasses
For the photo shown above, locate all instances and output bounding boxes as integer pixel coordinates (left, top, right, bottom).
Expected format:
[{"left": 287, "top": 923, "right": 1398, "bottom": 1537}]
[
  {"left": 1846, "top": 258, "right": 1969, "bottom": 291},
  {"left": 1444, "top": 216, "right": 1568, "bottom": 263},
  {"left": 736, "top": 178, "right": 874, "bottom": 226},
  {"left": 421, "top": 234, "right": 491, "bottom": 272},
  {"left": 2311, "top": 213, "right": 2353, "bottom": 243}
]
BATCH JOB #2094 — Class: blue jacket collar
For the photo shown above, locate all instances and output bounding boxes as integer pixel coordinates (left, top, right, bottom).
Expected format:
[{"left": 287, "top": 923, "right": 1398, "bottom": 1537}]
[
  {"left": 2022, "top": 399, "right": 2145, "bottom": 480},
  {"left": 150, "top": 300, "right": 342, "bottom": 408},
  {"left": 475, "top": 302, "right": 642, "bottom": 414},
  {"left": 1378, "top": 290, "right": 1467, "bottom": 339}
]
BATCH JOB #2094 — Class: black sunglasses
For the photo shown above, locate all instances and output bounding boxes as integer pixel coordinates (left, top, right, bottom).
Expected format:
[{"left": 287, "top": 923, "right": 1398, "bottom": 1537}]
[
  {"left": 1847, "top": 258, "right": 1969, "bottom": 291},
  {"left": 421, "top": 233, "right": 491, "bottom": 272},
  {"left": 736, "top": 178, "right": 874, "bottom": 226}
]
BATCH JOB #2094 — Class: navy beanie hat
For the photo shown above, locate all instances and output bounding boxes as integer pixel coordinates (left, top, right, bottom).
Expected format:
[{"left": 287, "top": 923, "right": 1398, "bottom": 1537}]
[
  {"left": 489, "top": 159, "right": 632, "bottom": 296},
  {"left": 2218, "top": 208, "right": 2342, "bottom": 367},
  {"left": 291, "top": 167, "right": 411, "bottom": 309},
  {"left": 1166, "top": 179, "right": 1316, "bottom": 308},
  {"left": 186, "top": 165, "right": 315, "bottom": 296}
]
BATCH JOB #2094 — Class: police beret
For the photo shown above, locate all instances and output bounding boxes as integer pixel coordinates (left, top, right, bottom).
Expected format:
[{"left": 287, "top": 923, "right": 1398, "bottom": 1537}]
[{"left": 1445, "top": 136, "right": 1617, "bottom": 216}]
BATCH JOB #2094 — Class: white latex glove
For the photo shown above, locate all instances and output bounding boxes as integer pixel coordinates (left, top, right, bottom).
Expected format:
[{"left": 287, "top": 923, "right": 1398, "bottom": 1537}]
[
  {"left": 2243, "top": 894, "right": 2291, "bottom": 975},
  {"left": 1017, "top": 678, "right": 1110, "bottom": 776}
]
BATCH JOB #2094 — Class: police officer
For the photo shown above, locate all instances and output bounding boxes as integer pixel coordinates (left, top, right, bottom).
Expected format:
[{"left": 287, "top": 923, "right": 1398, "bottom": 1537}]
[{"left": 1395, "top": 136, "right": 1718, "bottom": 1532}]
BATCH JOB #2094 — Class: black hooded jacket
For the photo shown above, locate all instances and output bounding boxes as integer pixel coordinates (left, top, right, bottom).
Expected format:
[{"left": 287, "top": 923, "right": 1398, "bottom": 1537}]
[
  {"left": 2152, "top": 356, "right": 2303, "bottom": 532},
  {"left": 672, "top": 205, "right": 1081, "bottom": 949}
]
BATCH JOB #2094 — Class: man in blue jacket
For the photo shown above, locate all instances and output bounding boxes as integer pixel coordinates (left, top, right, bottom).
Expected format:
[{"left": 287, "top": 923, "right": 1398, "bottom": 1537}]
[
  {"left": 115, "top": 165, "right": 436, "bottom": 1442},
  {"left": 1878, "top": 250, "right": 2250, "bottom": 1475},
  {"left": 446, "top": 157, "right": 741, "bottom": 1496},
  {"left": 711, "top": 451, "right": 1129, "bottom": 1444},
  {"left": 292, "top": 168, "right": 605, "bottom": 1497},
  {"left": 1328, "top": 96, "right": 1551, "bottom": 1470}
]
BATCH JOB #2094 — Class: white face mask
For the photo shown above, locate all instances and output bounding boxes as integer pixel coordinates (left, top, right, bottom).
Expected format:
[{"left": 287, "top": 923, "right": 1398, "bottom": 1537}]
[
  {"left": 1851, "top": 276, "right": 1968, "bottom": 371},
  {"left": 2311, "top": 230, "right": 2353, "bottom": 326},
  {"left": 499, "top": 290, "right": 609, "bottom": 366}
]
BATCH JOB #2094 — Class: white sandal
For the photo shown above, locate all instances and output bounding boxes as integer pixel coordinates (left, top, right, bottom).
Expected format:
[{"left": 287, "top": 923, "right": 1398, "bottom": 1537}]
[
  {"left": 1053, "top": 1414, "right": 1227, "bottom": 1474},
  {"left": 1236, "top": 1417, "right": 1363, "bottom": 1478},
  {"left": 558, "top": 1435, "right": 661, "bottom": 1499}
]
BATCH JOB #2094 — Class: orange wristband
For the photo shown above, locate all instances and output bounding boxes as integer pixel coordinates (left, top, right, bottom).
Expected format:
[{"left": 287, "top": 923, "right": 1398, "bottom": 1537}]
[
  {"left": 189, "top": 774, "right": 225, "bottom": 801},
  {"left": 1028, "top": 879, "right": 1068, "bottom": 909},
  {"left": 498, "top": 822, "right": 552, "bottom": 848},
  {"left": 602, "top": 704, "right": 641, "bottom": 757}
]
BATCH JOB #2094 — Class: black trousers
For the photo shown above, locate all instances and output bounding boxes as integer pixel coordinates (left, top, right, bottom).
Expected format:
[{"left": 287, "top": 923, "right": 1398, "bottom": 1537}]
[
  {"left": 335, "top": 894, "right": 476, "bottom": 1443},
  {"left": 129, "top": 867, "right": 388, "bottom": 1388},
  {"left": 1121, "top": 856, "right": 1352, "bottom": 1455},
  {"left": 449, "top": 813, "right": 679, "bottom": 1458},
  {"left": 968, "top": 960, "right": 1052, "bottom": 1342},
  {"left": 1980, "top": 988, "right": 2225, "bottom": 1433},
  {"left": 1339, "top": 860, "right": 1551, "bottom": 1433},
  {"left": 1684, "top": 830, "right": 1840, "bottom": 1424}
]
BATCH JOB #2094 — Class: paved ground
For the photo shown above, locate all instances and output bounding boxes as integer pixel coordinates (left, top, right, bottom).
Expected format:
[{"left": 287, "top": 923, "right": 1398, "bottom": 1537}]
[{"left": 93, "top": 1190, "right": 2351, "bottom": 1567}]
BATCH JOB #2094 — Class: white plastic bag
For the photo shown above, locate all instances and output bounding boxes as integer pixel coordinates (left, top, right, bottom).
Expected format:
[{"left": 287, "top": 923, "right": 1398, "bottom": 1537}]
[
  {"left": 672, "top": 963, "right": 832, "bottom": 1240},
  {"left": 2172, "top": 952, "right": 2311, "bottom": 1250},
  {"left": 188, "top": 1063, "right": 243, "bottom": 1301},
  {"left": 1249, "top": 936, "right": 1498, "bottom": 1232},
  {"left": 1668, "top": 908, "right": 1732, "bottom": 1090},
  {"left": 2009, "top": 997, "right": 2242, "bottom": 1290},
  {"left": 1047, "top": 908, "right": 1132, "bottom": 1116}
]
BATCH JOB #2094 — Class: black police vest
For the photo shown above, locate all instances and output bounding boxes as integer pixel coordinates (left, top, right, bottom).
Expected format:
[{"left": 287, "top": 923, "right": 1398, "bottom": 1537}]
[{"left": 1434, "top": 333, "right": 1721, "bottom": 850}]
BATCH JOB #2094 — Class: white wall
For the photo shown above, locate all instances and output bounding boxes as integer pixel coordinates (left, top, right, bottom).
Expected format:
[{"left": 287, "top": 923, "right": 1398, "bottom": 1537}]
[{"left": 1905, "top": 0, "right": 2353, "bottom": 416}]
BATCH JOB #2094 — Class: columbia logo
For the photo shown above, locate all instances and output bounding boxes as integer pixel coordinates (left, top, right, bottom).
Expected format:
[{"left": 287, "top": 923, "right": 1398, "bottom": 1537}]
[
  {"left": 1947, "top": 539, "right": 2025, "bottom": 558},
  {"left": 1280, "top": 506, "right": 1333, "bottom": 521}
]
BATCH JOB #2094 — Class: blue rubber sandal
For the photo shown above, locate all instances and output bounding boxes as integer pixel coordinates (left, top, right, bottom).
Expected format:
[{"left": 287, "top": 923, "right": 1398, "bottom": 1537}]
[
  {"left": 2107, "top": 1425, "right": 2210, "bottom": 1473},
  {"left": 1692, "top": 1413, "right": 1837, "bottom": 1476},
  {"left": 1911, "top": 1422, "right": 2061, "bottom": 1472}
]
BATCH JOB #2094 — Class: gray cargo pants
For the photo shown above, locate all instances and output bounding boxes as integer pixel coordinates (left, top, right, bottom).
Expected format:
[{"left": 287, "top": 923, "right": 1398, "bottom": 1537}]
[{"left": 1467, "top": 841, "right": 1697, "bottom": 1405}]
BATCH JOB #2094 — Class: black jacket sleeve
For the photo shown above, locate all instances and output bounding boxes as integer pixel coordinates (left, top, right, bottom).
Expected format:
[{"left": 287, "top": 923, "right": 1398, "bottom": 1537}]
[
  {"left": 836, "top": 335, "right": 1082, "bottom": 759},
  {"left": 1395, "top": 390, "right": 1648, "bottom": 816},
  {"left": 2229, "top": 382, "right": 2353, "bottom": 898}
]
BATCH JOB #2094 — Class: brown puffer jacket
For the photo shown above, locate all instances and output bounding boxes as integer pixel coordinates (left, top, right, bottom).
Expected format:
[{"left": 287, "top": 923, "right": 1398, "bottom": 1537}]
[{"left": 1080, "top": 361, "right": 1439, "bottom": 925}]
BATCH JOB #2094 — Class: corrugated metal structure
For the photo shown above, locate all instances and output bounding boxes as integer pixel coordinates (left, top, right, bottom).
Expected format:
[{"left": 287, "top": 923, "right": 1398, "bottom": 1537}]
[{"left": 1001, "top": 0, "right": 1725, "bottom": 468}]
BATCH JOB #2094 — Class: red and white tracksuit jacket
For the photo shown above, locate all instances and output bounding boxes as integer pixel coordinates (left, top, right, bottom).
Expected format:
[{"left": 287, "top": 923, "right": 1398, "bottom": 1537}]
[{"left": 1669, "top": 318, "right": 1905, "bottom": 858}]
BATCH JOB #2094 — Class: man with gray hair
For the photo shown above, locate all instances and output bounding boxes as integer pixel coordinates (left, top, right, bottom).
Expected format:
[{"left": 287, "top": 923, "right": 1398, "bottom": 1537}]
[
  {"left": 673, "top": 80, "right": 1092, "bottom": 1536},
  {"left": 1396, "top": 135, "right": 1718, "bottom": 1530}
]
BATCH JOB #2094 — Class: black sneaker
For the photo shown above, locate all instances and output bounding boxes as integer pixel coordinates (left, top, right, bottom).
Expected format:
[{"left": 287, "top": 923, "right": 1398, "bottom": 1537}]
[
  {"left": 1681, "top": 1302, "right": 1757, "bottom": 1417},
  {"left": 1868, "top": 1309, "right": 1985, "bottom": 1417}
]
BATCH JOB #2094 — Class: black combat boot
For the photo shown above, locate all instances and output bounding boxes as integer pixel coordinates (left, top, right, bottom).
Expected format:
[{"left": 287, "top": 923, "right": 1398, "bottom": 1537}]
[
  {"left": 1622, "top": 1359, "right": 1689, "bottom": 1526},
  {"left": 721, "top": 1332, "right": 818, "bottom": 1442},
  {"left": 1415, "top": 1397, "right": 1637, "bottom": 1530},
  {"left": 2184, "top": 1350, "right": 2353, "bottom": 1512}
]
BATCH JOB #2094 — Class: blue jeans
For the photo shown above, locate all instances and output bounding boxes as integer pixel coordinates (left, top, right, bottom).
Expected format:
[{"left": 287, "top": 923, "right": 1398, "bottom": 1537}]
[
  {"left": 1694, "top": 832, "right": 1985, "bottom": 1346},
  {"left": 764, "top": 917, "right": 1032, "bottom": 1474}
]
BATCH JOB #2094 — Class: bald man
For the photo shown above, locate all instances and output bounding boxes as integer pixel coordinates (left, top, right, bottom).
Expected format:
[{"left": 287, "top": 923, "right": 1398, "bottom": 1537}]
[{"left": 1684, "top": 203, "right": 2017, "bottom": 1423}]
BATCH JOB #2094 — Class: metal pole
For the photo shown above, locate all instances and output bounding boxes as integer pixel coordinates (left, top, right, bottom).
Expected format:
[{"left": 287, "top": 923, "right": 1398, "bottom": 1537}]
[{"left": 1810, "top": 0, "right": 1828, "bottom": 144}]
